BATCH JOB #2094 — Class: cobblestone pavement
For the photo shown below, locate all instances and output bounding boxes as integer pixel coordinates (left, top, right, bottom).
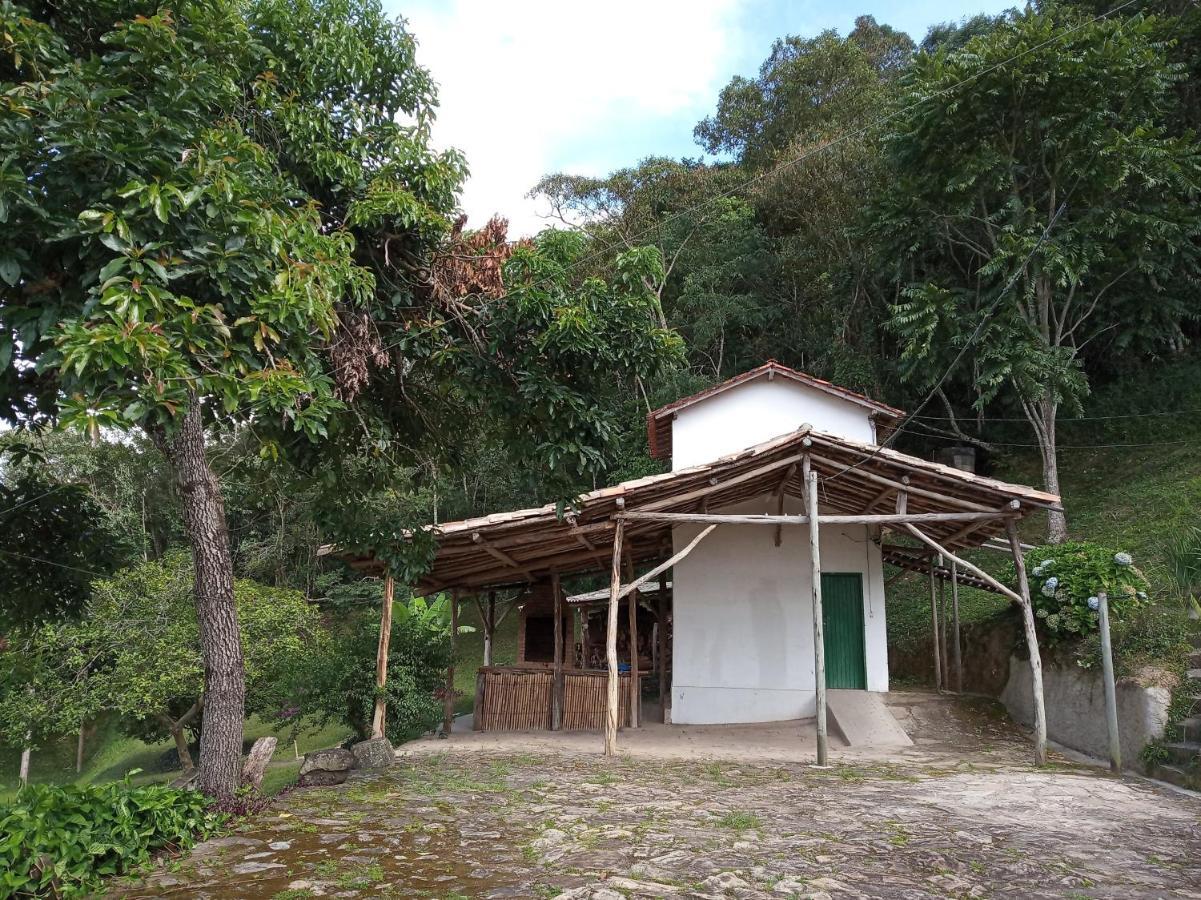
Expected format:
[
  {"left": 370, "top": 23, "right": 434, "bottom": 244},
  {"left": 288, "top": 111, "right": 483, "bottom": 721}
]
[{"left": 115, "top": 696, "right": 1201, "bottom": 899}]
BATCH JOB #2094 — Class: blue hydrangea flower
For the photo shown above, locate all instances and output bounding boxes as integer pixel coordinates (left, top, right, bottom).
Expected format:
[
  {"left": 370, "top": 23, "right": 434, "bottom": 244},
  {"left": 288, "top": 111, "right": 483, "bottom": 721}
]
[
  {"left": 1039, "top": 560, "right": 1054, "bottom": 571},
  {"left": 1041, "top": 576, "right": 1059, "bottom": 597},
  {"left": 1114, "top": 552, "right": 1133, "bottom": 567},
  {"left": 1087, "top": 596, "right": 1100, "bottom": 611},
  {"left": 1032, "top": 566, "right": 1044, "bottom": 578}
]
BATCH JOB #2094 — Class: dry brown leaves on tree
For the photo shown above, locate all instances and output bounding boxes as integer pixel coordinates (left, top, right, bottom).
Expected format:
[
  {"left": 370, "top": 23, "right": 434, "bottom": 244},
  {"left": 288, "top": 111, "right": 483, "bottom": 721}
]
[{"left": 330, "top": 216, "right": 524, "bottom": 401}]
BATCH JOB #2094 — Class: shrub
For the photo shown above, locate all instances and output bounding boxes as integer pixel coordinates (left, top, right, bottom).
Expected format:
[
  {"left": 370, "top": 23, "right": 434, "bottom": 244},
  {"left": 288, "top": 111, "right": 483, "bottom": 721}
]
[
  {"left": 0, "top": 777, "right": 222, "bottom": 897},
  {"left": 1025, "top": 542, "right": 1150, "bottom": 642},
  {"left": 1079, "top": 603, "right": 1198, "bottom": 677},
  {"left": 297, "top": 593, "right": 455, "bottom": 745}
]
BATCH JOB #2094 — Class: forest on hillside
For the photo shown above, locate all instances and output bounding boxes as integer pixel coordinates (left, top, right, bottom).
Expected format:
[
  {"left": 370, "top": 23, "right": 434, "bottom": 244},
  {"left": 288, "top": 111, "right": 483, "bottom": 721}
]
[{"left": 2, "top": 0, "right": 1201, "bottom": 844}]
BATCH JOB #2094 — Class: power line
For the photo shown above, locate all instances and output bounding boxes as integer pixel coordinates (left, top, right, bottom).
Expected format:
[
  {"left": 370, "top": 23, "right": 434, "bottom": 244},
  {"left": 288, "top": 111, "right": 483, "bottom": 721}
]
[
  {"left": 911, "top": 408, "right": 1201, "bottom": 422},
  {"left": 906, "top": 429, "right": 1194, "bottom": 450}
]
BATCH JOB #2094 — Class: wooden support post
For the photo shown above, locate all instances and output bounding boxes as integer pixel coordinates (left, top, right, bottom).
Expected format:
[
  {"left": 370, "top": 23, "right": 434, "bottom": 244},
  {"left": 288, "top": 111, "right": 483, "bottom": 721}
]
[
  {"left": 929, "top": 564, "right": 943, "bottom": 693},
  {"left": 806, "top": 465, "right": 828, "bottom": 766},
  {"left": 605, "top": 520, "right": 625, "bottom": 756},
  {"left": 939, "top": 555, "right": 950, "bottom": 689},
  {"left": 951, "top": 561, "right": 963, "bottom": 693},
  {"left": 552, "top": 572, "right": 564, "bottom": 731},
  {"left": 658, "top": 571, "right": 669, "bottom": 723},
  {"left": 371, "top": 575, "right": 395, "bottom": 739},
  {"left": 1097, "top": 591, "right": 1122, "bottom": 772},
  {"left": 443, "top": 589, "right": 458, "bottom": 734},
  {"left": 1006, "top": 522, "right": 1047, "bottom": 766},
  {"left": 628, "top": 588, "right": 641, "bottom": 728},
  {"left": 484, "top": 591, "right": 496, "bottom": 668}
]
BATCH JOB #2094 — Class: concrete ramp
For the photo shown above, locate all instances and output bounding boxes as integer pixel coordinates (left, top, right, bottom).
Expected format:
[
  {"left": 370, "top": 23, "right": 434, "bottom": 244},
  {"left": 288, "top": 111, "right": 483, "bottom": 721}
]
[{"left": 827, "top": 690, "right": 913, "bottom": 748}]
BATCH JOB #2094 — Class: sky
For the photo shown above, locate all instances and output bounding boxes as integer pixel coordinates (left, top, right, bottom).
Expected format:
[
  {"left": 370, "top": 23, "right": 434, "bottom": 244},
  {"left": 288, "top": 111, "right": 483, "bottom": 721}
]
[{"left": 391, "top": 0, "right": 1014, "bottom": 237}]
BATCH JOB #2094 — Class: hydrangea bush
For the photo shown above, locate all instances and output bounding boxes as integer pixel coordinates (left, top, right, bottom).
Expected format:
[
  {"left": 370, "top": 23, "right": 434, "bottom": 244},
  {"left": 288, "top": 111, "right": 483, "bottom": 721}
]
[{"left": 1025, "top": 542, "right": 1151, "bottom": 642}]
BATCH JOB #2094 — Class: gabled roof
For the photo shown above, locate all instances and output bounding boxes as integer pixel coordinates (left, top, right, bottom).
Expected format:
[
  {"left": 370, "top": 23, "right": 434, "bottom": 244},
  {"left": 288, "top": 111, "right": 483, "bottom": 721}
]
[
  {"left": 646, "top": 361, "right": 905, "bottom": 460},
  {"left": 337, "top": 426, "right": 1060, "bottom": 594}
]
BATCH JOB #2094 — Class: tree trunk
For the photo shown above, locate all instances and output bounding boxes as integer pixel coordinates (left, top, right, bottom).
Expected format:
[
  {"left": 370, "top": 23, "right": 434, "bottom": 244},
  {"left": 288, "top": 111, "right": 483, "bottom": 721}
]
[
  {"left": 159, "top": 401, "right": 244, "bottom": 799},
  {"left": 170, "top": 724, "right": 195, "bottom": 774},
  {"left": 18, "top": 742, "right": 31, "bottom": 785},
  {"left": 1022, "top": 394, "right": 1067, "bottom": 544},
  {"left": 1037, "top": 399, "right": 1067, "bottom": 544},
  {"left": 76, "top": 723, "right": 85, "bottom": 774}
]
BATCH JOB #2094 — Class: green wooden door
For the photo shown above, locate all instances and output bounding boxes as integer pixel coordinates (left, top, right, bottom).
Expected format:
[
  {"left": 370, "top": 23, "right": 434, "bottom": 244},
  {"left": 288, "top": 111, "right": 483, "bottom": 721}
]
[{"left": 822, "top": 573, "right": 866, "bottom": 689}]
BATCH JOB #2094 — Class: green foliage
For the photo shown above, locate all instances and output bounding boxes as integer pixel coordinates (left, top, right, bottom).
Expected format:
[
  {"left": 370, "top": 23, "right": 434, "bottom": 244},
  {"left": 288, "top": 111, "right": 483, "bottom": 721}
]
[
  {"left": 1026, "top": 542, "right": 1151, "bottom": 641},
  {"left": 696, "top": 16, "right": 912, "bottom": 165},
  {"left": 0, "top": 554, "right": 324, "bottom": 750},
  {"left": 0, "top": 470, "right": 123, "bottom": 628},
  {"left": 298, "top": 594, "right": 454, "bottom": 744},
  {"left": 879, "top": 6, "right": 1201, "bottom": 420},
  {"left": 0, "top": 776, "right": 222, "bottom": 897},
  {"left": 0, "top": 0, "right": 459, "bottom": 437},
  {"left": 477, "top": 231, "right": 683, "bottom": 494},
  {"left": 1078, "top": 603, "right": 1197, "bottom": 678},
  {"left": 1165, "top": 526, "right": 1201, "bottom": 609}
]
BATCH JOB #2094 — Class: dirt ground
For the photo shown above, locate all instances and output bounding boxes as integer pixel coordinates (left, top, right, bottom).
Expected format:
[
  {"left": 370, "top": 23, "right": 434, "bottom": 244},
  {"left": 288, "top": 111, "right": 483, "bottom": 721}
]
[{"left": 114, "top": 694, "right": 1201, "bottom": 899}]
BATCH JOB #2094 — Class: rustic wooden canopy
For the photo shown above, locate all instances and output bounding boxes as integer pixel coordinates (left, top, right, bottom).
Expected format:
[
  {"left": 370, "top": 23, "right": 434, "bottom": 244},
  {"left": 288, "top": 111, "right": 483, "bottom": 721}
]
[{"left": 340, "top": 426, "right": 1061, "bottom": 595}]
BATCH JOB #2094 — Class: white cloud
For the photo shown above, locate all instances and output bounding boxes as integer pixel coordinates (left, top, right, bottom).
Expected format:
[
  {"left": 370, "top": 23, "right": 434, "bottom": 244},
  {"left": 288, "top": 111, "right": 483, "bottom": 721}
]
[{"left": 397, "top": 0, "right": 747, "bottom": 237}]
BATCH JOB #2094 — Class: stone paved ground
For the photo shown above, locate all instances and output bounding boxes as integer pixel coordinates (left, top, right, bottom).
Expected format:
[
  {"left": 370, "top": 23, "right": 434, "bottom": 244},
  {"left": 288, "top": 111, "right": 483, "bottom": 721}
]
[{"left": 114, "top": 696, "right": 1201, "bottom": 899}]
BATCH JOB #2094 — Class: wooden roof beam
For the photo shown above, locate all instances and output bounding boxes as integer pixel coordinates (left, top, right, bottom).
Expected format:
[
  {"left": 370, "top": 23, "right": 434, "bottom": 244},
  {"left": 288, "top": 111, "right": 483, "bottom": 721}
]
[
  {"left": 618, "top": 510, "right": 1016, "bottom": 527},
  {"left": 630, "top": 453, "right": 804, "bottom": 514},
  {"left": 807, "top": 453, "right": 990, "bottom": 511},
  {"left": 471, "top": 532, "right": 535, "bottom": 581}
]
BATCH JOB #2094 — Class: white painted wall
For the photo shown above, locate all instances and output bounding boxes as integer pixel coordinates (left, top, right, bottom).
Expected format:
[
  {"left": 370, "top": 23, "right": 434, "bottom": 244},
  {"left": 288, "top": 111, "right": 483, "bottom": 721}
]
[
  {"left": 670, "top": 377, "right": 876, "bottom": 470},
  {"left": 671, "top": 495, "right": 889, "bottom": 725}
]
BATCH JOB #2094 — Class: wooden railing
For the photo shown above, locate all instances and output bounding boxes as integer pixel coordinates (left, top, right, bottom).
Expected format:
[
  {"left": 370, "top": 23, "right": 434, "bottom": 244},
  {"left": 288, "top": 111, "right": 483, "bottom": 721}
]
[{"left": 473, "top": 666, "right": 639, "bottom": 731}]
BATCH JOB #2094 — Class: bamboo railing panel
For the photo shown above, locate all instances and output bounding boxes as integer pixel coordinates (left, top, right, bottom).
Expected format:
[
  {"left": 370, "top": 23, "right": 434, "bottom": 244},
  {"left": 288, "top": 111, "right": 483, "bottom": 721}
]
[{"left": 474, "top": 667, "right": 638, "bottom": 732}]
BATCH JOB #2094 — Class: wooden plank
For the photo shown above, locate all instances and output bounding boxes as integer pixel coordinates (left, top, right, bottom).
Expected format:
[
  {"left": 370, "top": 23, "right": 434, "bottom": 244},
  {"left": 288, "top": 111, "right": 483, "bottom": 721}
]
[
  {"left": 618, "top": 510, "right": 1013, "bottom": 527},
  {"left": 472, "top": 532, "right": 535, "bottom": 579},
  {"left": 614, "top": 524, "right": 717, "bottom": 600},
  {"left": 951, "top": 563, "right": 963, "bottom": 693},
  {"left": 807, "top": 453, "right": 991, "bottom": 511},
  {"left": 630, "top": 453, "right": 805, "bottom": 513},
  {"left": 902, "top": 524, "right": 1023, "bottom": 604}
]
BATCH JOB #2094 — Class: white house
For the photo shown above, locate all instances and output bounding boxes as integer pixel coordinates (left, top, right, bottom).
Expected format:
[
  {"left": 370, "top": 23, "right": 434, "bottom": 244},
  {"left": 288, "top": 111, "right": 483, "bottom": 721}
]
[
  {"left": 354, "top": 361, "right": 1060, "bottom": 761},
  {"left": 646, "top": 362, "right": 904, "bottom": 724}
]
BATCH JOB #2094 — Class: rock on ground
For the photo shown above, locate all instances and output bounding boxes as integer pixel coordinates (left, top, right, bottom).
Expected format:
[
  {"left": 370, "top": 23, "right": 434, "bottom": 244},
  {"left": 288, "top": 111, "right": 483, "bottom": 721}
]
[
  {"left": 297, "top": 747, "right": 354, "bottom": 787},
  {"left": 351, "top": 735, "right": 395, "bottom": 769}
]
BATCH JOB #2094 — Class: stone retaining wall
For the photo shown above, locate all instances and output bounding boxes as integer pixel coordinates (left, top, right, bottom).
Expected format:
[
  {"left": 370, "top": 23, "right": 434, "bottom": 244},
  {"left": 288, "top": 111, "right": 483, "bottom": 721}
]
[{"left": 1001, "top": 656, "right": 1175, "bottom": 762}]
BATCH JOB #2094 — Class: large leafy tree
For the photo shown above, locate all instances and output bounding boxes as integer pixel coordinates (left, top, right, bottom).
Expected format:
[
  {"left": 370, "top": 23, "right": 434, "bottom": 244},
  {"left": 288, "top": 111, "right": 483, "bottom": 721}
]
[
  {"left": 1, "top": 1, "right": 679, "bottom": 796},
  {"left": 876, "top": 6, "right": 1201, "bottom": 542},
  {"left": 0, "top": 0, "right": 452, "bottom": 797}
]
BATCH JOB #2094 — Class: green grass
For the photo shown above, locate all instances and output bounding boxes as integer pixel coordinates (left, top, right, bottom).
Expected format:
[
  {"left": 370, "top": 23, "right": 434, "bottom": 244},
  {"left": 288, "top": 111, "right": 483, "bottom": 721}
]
[
  {"left": 452, "top": 595, "right": 522, "bottom": 714},
  {"left": 716, "top": 811, "right": 762, "bottom": 831},
  {"left": 0, "top": 715, "right": 352, "bottom": 801},
  {"left": 887, "top": 355, "right": 1201, "bottom": 666}
]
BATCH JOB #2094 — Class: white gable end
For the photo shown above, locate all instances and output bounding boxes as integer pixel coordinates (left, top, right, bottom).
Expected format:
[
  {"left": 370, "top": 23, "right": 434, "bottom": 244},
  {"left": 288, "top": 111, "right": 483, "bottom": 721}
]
[{"left": 670, "top": 377, "right": 877, "bottom": 470}]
